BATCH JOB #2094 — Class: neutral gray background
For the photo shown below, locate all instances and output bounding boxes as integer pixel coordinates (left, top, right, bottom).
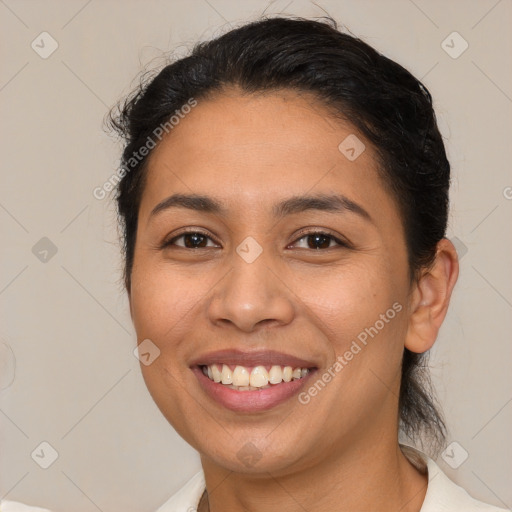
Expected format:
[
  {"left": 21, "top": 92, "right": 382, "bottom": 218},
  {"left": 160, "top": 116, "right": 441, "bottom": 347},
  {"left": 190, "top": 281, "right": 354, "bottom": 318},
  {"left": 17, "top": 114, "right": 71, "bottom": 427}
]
[{"left": 1, "top": 1, "right": 511, "bottom": 511}]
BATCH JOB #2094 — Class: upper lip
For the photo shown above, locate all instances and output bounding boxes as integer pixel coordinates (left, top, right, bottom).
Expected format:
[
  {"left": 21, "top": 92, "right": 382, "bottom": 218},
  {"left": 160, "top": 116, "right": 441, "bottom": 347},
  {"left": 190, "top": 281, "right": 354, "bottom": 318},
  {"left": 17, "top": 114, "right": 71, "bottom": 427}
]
[{"left": 189, "top": 349, "right": 318, "bottom": 369}]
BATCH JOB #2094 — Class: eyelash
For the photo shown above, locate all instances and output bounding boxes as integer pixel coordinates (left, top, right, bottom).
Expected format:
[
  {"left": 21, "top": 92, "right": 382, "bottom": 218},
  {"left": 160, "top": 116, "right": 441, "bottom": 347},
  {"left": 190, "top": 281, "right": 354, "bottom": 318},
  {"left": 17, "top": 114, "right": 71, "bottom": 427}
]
[{"left": 161, "top": 228, "right": 351, "bottom": 251}]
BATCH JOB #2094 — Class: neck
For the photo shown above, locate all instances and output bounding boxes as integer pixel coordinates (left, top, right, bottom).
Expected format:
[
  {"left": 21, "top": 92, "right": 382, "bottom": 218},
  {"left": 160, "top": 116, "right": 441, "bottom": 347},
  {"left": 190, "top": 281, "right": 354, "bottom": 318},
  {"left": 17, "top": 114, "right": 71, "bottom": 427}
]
[{"left": 199, "top": 438, "right": 428, "bottom": 512}]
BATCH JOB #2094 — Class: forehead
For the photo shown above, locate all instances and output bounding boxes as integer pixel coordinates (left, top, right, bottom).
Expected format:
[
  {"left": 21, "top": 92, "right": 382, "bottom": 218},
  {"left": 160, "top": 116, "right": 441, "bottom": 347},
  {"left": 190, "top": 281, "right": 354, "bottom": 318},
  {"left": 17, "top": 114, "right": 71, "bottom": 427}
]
[{"left": 140, "top": 88, "right": 395, "bottom": 221}]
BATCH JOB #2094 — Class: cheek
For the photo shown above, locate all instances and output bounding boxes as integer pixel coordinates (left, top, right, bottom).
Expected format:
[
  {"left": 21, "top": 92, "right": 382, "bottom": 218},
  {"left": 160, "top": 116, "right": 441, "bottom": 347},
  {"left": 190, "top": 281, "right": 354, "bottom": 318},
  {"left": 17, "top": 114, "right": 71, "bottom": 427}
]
[
  {"left": 292, "top": 260, "right": 404, "bottom": 347},
  {"left": 129, "top": 258, "right": 205, "bottom": 344},
  {"left": 129, "top": 259, "right": 208, "bottom": 430},
  {"left": 283, "top": 262, "right": 407, "bottom": 441},
  {"left": 291, "top": 258, "right": 408, "bottom": 403}
]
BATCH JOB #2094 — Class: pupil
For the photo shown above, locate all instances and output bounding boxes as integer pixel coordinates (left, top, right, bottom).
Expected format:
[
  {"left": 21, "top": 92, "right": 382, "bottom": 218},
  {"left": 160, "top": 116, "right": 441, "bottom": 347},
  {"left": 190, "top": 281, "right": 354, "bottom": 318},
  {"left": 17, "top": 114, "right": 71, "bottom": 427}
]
[
  {"left": 308, "top": 234, "right": 330, "bottom": 249},
  {"left": 185, "top": 233, "right": 206, "bottom": 248}
]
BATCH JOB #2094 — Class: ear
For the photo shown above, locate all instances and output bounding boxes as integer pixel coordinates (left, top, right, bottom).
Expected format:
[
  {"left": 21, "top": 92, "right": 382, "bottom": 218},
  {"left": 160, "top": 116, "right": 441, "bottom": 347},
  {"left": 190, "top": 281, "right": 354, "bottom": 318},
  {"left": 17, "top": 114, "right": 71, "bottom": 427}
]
[{"left": 405, "top": 238, "right": 459, "bottom": 354}]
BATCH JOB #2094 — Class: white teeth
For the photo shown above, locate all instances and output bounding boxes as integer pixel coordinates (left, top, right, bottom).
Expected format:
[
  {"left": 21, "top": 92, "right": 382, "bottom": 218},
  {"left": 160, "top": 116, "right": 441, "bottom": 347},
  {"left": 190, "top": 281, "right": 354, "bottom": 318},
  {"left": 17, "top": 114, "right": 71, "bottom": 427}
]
[
  {"left": 203, "top": 363, "right": 311, "bottom": 388},
  {"left": 283, "top": 366, "right": 293, "bottom": 382},
  {"left": 268, "top": 365, "right": 283, "bottom": 384},
  {"left": 211, "top": 364, "right": 222, "bottom": 383},
  {"left": 221, "top": 364, "right": 233, "bottom": 385},
  {"left": 224, "top": 384, "right": 272, "bottom": 391},
  {"left": 232, "top": 365, "right": 250, "bottom": 387},
  {"left": 250, "top": 366, "right": 269, "bottom": 387}
]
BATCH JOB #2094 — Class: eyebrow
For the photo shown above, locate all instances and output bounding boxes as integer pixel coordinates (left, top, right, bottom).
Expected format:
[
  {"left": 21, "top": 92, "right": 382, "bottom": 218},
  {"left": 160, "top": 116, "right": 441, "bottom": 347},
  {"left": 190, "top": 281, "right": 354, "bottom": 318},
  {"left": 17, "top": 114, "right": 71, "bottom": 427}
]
[{"left": 148, "top": 193, "right": 373, "bottom": 223}]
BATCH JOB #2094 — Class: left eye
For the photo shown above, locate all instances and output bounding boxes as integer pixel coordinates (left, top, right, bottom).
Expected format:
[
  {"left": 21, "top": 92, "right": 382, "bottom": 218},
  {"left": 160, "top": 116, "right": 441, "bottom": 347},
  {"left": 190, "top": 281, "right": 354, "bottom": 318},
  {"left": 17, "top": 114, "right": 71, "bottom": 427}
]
[{"left": 290, "top": 232, "right": 346, "bottom": 250}]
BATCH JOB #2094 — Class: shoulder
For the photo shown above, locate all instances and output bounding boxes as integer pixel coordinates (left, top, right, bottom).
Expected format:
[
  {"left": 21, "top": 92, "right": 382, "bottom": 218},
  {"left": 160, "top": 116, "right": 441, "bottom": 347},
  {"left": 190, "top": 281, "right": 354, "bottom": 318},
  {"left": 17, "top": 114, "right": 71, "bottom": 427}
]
[
  {"left": 401, "top": 446, "right": 510, "bottom": 512},
  {"left": 0, "top": 501, "right": 52, "bottom": 512},
  {"left": 1, "top": 471, "right": 206, "bottom": 512},
  {"left": 154, "top": 470, "right": 206, "bottom": 512}
]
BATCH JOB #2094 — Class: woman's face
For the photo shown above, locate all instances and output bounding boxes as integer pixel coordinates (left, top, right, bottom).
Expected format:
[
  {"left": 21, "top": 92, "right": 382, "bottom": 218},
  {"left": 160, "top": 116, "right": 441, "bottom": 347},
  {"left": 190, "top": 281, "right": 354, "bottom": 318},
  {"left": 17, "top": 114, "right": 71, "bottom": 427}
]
[{"left": 130, "top": 88, "right": 413, "bottom": 475}]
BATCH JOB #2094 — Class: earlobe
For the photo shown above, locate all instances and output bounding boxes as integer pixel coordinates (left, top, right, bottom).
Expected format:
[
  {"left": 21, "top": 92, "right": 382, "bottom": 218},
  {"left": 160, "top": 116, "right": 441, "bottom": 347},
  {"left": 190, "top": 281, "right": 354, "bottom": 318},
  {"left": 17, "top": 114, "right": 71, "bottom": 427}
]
[{"left": 405, "top": 238, "right": 459, "bottom": 354}]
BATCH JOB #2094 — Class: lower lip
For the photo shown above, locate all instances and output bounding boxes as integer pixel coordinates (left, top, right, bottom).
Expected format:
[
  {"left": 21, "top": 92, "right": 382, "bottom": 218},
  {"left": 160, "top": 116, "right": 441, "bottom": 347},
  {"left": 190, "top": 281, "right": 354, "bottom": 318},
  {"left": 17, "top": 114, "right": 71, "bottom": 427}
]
[{"left": 191, "top": 366, "right": 317, "bottom": 413}]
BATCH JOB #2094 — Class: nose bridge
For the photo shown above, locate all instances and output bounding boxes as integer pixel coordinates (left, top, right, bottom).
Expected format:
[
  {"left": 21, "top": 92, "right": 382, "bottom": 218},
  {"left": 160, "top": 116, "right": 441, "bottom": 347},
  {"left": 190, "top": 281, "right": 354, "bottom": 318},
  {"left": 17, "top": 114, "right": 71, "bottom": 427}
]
[{"left": 207, "top": 238, "right": 294, "bottom": 332}]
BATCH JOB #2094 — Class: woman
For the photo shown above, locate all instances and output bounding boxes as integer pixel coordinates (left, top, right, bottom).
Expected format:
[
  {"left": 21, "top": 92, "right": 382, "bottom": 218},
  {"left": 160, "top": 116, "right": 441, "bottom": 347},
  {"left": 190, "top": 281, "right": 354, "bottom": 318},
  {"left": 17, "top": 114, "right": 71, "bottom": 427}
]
[{"left": 2, "top": 15, "right": 507, "bottom": 512}]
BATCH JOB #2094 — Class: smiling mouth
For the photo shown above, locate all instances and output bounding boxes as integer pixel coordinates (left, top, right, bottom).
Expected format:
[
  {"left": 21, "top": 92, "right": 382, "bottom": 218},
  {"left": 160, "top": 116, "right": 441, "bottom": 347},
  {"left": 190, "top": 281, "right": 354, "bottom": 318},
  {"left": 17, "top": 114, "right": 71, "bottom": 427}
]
[{"left": 199, "top": 363, "right": 314, "bottom": 391}]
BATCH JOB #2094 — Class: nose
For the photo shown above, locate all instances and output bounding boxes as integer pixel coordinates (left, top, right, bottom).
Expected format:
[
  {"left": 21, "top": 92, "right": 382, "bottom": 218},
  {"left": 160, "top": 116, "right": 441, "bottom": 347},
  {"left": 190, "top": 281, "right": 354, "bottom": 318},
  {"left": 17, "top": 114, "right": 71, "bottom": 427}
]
[{"left": 207, "top": 250, "right": 295, "bottom": 333}]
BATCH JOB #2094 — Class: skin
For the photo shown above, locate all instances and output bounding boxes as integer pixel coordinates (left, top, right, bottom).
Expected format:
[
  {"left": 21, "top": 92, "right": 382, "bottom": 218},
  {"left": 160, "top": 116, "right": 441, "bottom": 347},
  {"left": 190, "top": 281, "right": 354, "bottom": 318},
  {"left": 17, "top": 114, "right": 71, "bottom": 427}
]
[{"left": 129, "top": 87, "right": 459, "bottom": 512}]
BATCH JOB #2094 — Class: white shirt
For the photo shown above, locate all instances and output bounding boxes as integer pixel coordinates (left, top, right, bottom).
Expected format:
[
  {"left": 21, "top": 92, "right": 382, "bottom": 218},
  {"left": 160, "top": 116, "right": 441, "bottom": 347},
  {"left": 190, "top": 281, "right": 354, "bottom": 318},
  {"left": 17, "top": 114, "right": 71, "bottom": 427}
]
[{"left": 1, "top": 448, "right": 509, "bottom": 512}]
